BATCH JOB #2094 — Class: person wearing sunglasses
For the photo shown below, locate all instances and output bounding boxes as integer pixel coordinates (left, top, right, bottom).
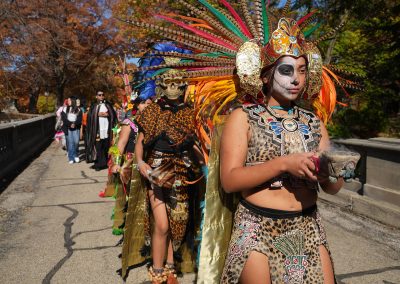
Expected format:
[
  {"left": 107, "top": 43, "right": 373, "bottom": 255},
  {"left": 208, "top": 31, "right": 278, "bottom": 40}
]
[{"left": 85, "top": 91, "right": 117, "bottom": 170}]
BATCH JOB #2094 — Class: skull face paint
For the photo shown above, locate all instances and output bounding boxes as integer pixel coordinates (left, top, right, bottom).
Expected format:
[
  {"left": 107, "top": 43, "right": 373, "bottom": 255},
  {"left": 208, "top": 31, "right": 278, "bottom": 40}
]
[
  {"left": 156, "top": 70, "right": 187, "bottom": 100},
  {"left": 162, "top": 78, "right": 186, "bottom": 100},
  {"left": 271, "top": 56, "right": 307, "bottom": 102}
]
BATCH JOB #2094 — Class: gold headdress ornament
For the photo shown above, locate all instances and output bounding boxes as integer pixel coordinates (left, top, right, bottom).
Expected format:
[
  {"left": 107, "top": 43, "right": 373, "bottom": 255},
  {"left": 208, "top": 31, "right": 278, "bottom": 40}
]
[{"left": 122, "top": 0, "right": 362, "bottom": 158}]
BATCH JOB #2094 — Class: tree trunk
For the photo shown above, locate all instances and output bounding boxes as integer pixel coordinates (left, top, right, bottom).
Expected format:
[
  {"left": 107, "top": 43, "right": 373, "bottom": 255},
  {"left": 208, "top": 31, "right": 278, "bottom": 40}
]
[
  {"left": 56, "top": 84, "right": 65, "bottom": 107},
  {"left": 324, "top": 10, "right": 349, "bottom": 65},
  {"left": 28, "top": 88, "right": 40, "bottom": 113}
]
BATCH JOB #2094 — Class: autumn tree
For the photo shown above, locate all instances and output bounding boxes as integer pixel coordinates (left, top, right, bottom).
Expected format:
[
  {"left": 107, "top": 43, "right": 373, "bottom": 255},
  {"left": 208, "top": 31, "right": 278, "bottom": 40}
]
[
  {"left": 292, "top": 0, "right": 399, "bottom": 137},
  {"left": 0, "top": 0, "right": 121, "bottom": 111}
]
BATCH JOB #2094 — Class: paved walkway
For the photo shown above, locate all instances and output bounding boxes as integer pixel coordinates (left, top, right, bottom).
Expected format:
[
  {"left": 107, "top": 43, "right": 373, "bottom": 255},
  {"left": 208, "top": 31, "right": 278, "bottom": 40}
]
[{"left": 0, "top": 142, "right": 399, "bottom": 284}]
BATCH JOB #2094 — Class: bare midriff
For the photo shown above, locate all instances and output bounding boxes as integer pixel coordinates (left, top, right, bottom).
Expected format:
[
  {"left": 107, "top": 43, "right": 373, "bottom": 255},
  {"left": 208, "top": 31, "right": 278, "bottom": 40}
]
[{"left": 241, "top": 185, "right": 318, "bottom": 211}]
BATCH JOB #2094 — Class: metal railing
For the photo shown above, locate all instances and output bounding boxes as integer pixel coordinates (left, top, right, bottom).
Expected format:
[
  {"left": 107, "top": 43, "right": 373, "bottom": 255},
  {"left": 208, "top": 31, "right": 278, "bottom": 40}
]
[{"left": 0, "top": 114, "right": 56, "bottom": 180}]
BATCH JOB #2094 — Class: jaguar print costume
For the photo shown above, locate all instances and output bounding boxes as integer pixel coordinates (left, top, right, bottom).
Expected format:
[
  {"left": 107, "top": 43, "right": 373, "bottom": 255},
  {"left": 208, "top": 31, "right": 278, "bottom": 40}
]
[
  {"left": 136, "top": 100, "right": 195, "bottom": 148},
  {"left": 220, "top": 104, "right": 334, "bottom": 284},
  {"left": 135, "top": 99, "right": 200, "bottom": 259},
  {"left": 221, "top": 201, "right": 331, "bottom": 284},
  {"left": 244, "top": 103, "right": 321, "bottom": 190},
  {"left": 244, "top": 104, "right": 321, "bottom": 161},
  {"left": 142, "top": 151, "right": 193, "bottom": 253}
]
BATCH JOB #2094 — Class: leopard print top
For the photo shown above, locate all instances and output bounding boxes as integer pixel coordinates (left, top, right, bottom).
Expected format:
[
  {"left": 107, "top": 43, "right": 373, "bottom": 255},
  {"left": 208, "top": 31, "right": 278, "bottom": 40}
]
[
  {"left": 136, "top": 102, "right": 195, "bottom": 149},
  {"left": 243, "top": 104, "right": 322, "bottom": 188}
]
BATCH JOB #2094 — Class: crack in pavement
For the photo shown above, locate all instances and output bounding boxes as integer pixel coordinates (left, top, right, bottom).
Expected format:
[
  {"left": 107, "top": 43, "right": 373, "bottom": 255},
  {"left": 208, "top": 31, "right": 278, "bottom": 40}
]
[
  {"left": 45, "top": 182, "right": 102, "bottom": 190},
  {"left": 81, "top": 170, "right": 100, "bottom": 183},
  {"left": 29, "top": 200, "right": 113, "bottom": 208},
  {"left": 71, "top": 226, "right": 112, "bottom": 240},
  {"left": 41, "top": 202, "right": 117, "bottom": 283},
  {"left": 42, "top": 171, "right": 104, "bottom": 190},
  {"left": 74, "top": 246, "right": 117, "bottom": 251},
  {"left": 42, "top": 205, "right": 78, "bottom": 284},
  {"left": 41, "top": 175, "right": 104, "bottom": 182}
]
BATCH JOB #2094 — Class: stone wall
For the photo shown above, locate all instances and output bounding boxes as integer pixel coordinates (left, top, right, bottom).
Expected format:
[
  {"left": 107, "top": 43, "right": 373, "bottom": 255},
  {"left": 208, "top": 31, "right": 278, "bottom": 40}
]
[
  {"left": 0, "top": 112, "right": 37, "bottom": 123},
  {"left": 319, "top": 138, "right": 400, "bottom": 228},
  {"left": 0, "top": 114, "right": 56, "bottom": 181}
]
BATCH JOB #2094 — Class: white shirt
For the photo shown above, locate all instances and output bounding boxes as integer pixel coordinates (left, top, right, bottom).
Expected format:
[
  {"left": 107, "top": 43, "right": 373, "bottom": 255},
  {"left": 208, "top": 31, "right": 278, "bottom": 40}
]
[
  {"left": 98, "top": 103, "right": 109, "bottom": 139},
  {"left": 67, "top": 112, "right": 77, "bottom": 122}
]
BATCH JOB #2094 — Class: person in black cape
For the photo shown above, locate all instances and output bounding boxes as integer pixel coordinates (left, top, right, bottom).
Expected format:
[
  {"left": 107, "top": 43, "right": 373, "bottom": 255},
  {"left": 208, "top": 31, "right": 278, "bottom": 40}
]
[{"left": 85, "top": 91, "right": 117, "bottom": 170}]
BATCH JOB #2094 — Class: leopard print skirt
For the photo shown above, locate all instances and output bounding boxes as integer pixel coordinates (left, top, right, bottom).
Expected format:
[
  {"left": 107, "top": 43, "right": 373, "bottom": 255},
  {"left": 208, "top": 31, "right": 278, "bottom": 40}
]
[
  {"left": 220, "top": 200, "right": 333, "bottom": 284},
  {"left": 143, "top": 150, "right": 193, "bottom": 253}
]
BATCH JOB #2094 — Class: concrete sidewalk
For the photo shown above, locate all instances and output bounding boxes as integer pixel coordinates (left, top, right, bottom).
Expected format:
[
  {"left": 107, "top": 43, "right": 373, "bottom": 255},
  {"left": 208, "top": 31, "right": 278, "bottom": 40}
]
[{"left": 0, "top": 143, "right": 399, "bottom": 284}]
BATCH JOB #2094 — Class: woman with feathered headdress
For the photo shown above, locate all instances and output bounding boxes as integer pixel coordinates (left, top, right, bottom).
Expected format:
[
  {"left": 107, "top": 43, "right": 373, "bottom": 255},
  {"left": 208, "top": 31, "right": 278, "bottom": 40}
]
[{"left": 121, "top": 1, "right": 362, "bottom": 282}]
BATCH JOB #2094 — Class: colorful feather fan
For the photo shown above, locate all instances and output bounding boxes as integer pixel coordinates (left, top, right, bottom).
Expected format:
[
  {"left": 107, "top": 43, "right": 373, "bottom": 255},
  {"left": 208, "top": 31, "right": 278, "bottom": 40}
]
[{"left": 124, "top": 0, "right": 361, "bottom": 152}]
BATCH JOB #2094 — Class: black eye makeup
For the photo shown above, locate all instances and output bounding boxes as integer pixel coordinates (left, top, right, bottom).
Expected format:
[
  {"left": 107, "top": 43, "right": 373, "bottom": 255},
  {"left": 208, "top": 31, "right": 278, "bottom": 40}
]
[
  {"left": 299, "top": 66, "right": 307, "bottom": 74},
  {"left": 277, "top": 64, "right": 294, "bottom": 76}
]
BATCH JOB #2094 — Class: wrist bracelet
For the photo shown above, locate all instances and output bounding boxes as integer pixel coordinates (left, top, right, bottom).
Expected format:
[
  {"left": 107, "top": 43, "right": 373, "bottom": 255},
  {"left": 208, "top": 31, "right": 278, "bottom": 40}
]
[
  {"left": 112, "top": 155, "right": 122, "bottom": 166},
  {"left": 109, "top": 146, "right": 122, "bottom": 165},
  {"left": 136, "top": 160, "right": 145, "bottom": 170}
]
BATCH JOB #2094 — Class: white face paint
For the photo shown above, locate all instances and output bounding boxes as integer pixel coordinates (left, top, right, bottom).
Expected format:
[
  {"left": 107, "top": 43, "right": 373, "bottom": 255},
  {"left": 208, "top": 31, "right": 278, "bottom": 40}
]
[{"left": 271, "top": 56, "right": 307, "bottom": 102}]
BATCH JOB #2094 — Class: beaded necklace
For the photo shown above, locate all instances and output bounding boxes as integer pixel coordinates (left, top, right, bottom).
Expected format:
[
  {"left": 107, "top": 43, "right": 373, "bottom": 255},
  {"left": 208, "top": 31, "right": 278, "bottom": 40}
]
[{"left": 269, "top": 105, "right": 295, "bottom": 115}]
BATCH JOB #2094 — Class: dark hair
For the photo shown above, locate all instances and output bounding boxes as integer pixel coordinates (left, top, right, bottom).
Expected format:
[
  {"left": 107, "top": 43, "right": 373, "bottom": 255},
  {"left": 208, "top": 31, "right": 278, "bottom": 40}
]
[
  {"left": 67, "top": 97, "right": 79, "bottom": 114},
  {"left": 260, "top": 64, "right": 276, "bottom": 96}
]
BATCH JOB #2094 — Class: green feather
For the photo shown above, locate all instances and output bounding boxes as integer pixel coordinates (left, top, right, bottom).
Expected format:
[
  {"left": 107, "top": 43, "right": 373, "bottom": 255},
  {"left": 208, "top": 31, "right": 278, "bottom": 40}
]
[
  {"left": 135, "top": 68, "right": 171, "bottom": 88},
  {"left": 198, "top": 0, "right": 248, "bottom": 41},
  {"left": 150, "top": 67, "right": 171, "bottom": 77},
  {"left": 304, "top": 23, "right": 322, "bottom": 38},
  {"left": 112, "top": 183, "right": 118, "bottom": 199},
  {"left": 262, "top": 0, "right": 270, "bottom": 44},
  {"left": 197, "top": 52, "right": 236, "bottom": 58},
  {"left": 197, "top": 52, "right": 223, "bottom": 57},
  {"left": 112, "top": 228, "right": 124, "bottom": 235}
]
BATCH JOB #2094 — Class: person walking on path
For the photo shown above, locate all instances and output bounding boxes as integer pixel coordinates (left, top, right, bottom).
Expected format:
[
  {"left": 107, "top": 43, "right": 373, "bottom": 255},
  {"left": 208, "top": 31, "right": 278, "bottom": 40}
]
[
  {"left": 82, "top": 105, "right": 89, "bottom": 160},
  {"left": 61, "top": 96, "right": 82, "bottom": 164},
  {"left": 86, "top": 91, "right": 117, "bottom": 170},
  {"left": 120, "top": 43, "right": 205, "bottom": 284},
  {"left": 55, "top": 99, "right": 68, "bottom": 151},
  {"left": 105, "top": 98, "right": 152, "bottom": 235}
]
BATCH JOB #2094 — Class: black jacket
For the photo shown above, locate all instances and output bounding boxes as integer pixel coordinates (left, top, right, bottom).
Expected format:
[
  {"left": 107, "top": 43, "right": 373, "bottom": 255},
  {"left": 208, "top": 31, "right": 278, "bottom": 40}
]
[{"left": 61, "top": 106, "right": 82, "bottom": 134}]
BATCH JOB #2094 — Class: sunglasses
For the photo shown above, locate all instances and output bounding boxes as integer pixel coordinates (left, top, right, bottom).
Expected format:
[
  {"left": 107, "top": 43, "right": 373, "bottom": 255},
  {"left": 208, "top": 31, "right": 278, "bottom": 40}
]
[{"left": 97, "top": 93, "right": 104, "bottom": 96}]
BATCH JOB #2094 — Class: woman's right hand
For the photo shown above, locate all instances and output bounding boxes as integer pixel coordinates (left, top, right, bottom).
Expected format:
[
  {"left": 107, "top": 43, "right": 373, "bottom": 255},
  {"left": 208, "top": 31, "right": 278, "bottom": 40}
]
[
  {"left": 283, "top": 152, "right": 318, "bottom": 181},
  {"left": 138, "top": 161, "right": 152, "bottom": 179},
  {"left": 111, "top": 164, "right": 120, "bottom": 174}
]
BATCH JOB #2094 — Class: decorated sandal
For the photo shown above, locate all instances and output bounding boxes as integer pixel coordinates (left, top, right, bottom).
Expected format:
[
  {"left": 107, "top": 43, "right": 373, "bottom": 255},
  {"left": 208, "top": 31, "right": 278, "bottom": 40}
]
[
  {"left": 148, "top": 266, "right": 167, "bottom": 284},
  {"left": 164, "top": 263, "right": 179, "bottom": 284}
]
